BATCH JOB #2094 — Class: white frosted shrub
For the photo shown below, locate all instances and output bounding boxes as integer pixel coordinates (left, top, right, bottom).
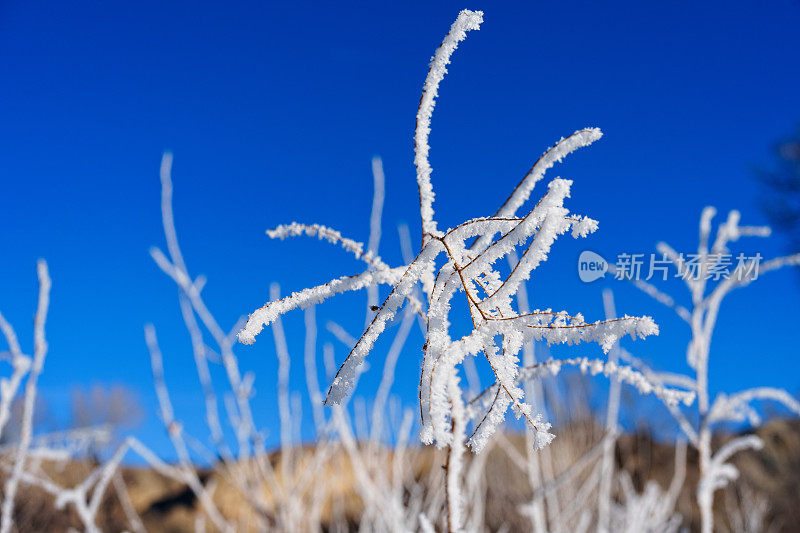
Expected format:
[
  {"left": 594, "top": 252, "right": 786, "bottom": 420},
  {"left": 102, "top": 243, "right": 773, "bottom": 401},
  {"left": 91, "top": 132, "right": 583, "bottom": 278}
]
[
  {"left": 619, "top": 207, "right": 800, "bottom": 533},
  {"left": 236, "top": 10, "right": 687, "bottom": 530}
]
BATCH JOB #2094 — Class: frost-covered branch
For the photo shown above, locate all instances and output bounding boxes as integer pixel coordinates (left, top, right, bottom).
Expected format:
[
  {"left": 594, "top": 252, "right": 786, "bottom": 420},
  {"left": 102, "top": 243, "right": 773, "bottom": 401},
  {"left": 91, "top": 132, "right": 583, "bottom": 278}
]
[
  {"left": 629, "top": 206, "right": 800, "bottom": 533},
  {"left": 366, "top": 156, "right": 386, "bottom": 327},
  {"left": 414, "top": 9, "right": 484, "bottom": 242},
  {"left": 708, "top": 386, "right": 800, "bottom": 426},
  {"left": 239, "top": 266, "right": 409, "bottom": 344},
  {"left": 468, "top": 356, "right": 693, "bottom": 418},
  {"left": 267, "top": 222, "right": 389, "bottom": 271},
  {"left": 698, "top": 435, "right": 764, "bottom": 533},
  {"left": 1, "top": 260, "right": 50, "bottom": 533},
  {"left": 236, "top": 11, "right": 659, "bottom": 470}
]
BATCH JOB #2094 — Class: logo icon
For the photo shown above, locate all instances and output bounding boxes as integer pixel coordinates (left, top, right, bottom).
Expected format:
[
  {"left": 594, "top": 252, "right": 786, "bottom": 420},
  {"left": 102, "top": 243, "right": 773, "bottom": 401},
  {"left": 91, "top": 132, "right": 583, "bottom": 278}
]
[{"left": 578, "top": 251, "right": 608, "bottom": 283}]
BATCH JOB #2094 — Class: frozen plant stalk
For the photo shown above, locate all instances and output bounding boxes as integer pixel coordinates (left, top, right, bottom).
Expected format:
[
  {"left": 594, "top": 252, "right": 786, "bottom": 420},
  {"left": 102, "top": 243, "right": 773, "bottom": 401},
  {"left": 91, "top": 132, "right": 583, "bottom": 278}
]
[
  {"left": 237, "top": 9, "right": 667, "bottom": 532},
  {"left": 625, "top": 207, "right": 800, "bottom": 533}
]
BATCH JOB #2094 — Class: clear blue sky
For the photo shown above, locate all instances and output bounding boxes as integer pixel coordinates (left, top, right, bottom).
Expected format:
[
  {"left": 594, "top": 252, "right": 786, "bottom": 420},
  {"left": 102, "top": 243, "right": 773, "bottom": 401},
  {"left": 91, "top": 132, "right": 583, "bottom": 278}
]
[{"left": 1, "top": 1, "right": 799, "bottom": 457}]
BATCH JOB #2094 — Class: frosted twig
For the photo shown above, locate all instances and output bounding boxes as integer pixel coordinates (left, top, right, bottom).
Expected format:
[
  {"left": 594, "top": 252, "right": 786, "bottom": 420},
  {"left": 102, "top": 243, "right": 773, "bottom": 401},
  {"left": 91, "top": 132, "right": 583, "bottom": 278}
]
[
  {"left": 267, "top": 222, "right": 387, "bottom": 271},
  {"left": 239, "top": 266, "right": 408, "bottom": 344},
  {"left": 152, "top": 155, "right": 261, "bottom": 459},
  {"left": 414, "top": 9, "right": 484, "bottom": 242},
  {"left": 366, "top": 156, "right": 386, "bottom": 328},
  {"left": 0, "top": 313, "right": 31, "bottom": 442},
  {"left": 1, "top": 260, "right": 50, "bottom": 533},
  {"left": 304, "top": 306, "right": 326, "bottom": 431},
  {"left": 708, "top": 386, "right": 800, "bottom": 426},
  {"left": 269, "top": 284, "right": 293, "bottom": 493},
  {"left": 144, "top": 325, "right": 232, "bottom": 532},
  {"left": 597, "top": 290, "right": 621, "bottom": 533},
  {"left": 468, "top": 356, "right": 694, "bottom": 416},
  {"left": 370, "top": 308, "right": 415, "bottom": 443},
  {"left": 528, "top": 432, "right": 610, "bottom": 501},
  {"left": 178, "top": 295, "right": 229, "bottom": 460},
  {"left": 112, "top": 472, "right": 145, "bottom": 533},
  {"left": 445, "top": 375, "right": 467, "bottom": 533},
  {"left": 476, "top": 128, "right": 603, "bottom": 255},
  {"left": 326, "top": 320, "right": 357, "bottom": 348}
]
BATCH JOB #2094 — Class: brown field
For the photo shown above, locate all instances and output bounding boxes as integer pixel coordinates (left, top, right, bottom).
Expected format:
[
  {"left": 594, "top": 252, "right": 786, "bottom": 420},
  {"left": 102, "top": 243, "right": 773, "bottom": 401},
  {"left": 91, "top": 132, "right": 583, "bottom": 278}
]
[{"left": 5, "top": 418, "right": 799, "bottom": 532}]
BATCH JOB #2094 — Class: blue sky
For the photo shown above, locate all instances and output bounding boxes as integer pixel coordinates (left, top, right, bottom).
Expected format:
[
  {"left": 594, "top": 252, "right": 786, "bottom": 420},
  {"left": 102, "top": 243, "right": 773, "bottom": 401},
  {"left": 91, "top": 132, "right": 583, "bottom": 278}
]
[{"left": 1, "top": 1, "right": 799, "bottom": 457}]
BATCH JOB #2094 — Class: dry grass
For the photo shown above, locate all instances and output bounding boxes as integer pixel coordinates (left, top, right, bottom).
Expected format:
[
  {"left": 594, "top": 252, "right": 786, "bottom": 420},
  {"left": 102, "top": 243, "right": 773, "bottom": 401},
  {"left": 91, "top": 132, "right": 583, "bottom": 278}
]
[{"left": 3, "top": 418, "right": 798, "bottom": 532}]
